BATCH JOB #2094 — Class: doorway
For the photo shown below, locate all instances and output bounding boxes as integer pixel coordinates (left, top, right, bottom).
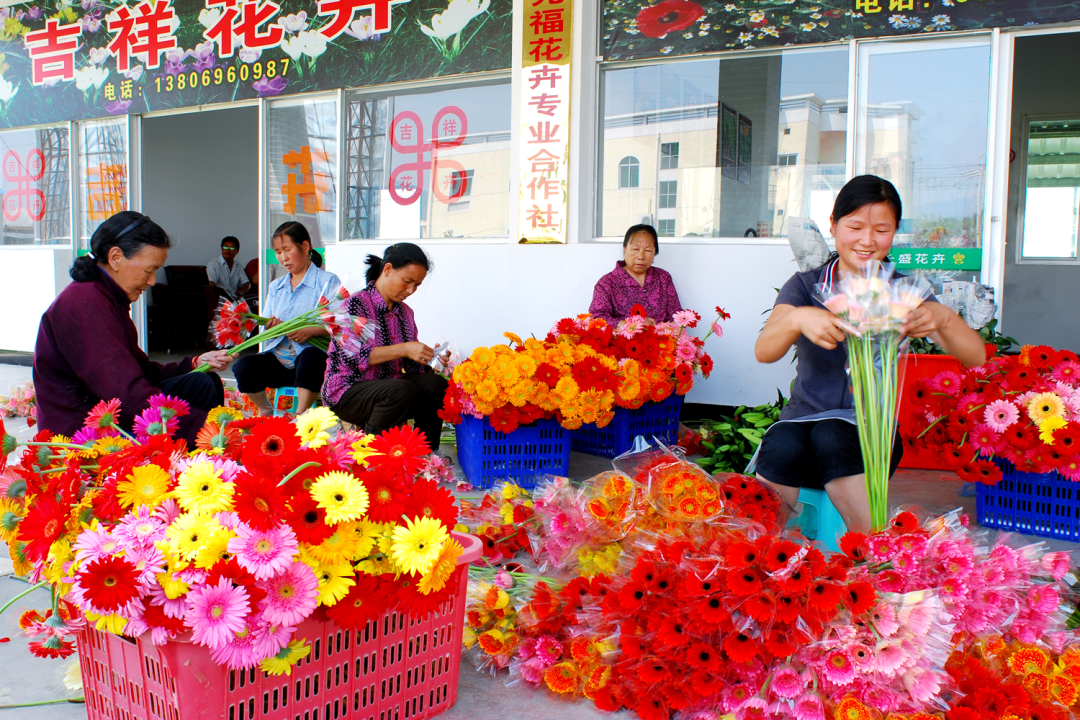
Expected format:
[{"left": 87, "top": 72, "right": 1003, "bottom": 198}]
[{"left": 140, "top": 105, "right": 259, "bottom": 358}]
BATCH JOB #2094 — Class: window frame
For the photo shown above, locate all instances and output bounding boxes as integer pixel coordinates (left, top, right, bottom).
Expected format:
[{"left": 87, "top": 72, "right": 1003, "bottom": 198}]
[
  {"left": 1015, "top": 112, "right": 1080, "bottom": 265},
  {"left": 618, "top": 155, "right": 640, "bottom": 189},
  {"left": 658, "top": 179, "right": 677, "bottom": 209}
]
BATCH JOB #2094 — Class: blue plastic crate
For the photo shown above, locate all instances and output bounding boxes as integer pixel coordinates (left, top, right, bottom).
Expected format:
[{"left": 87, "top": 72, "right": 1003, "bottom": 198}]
[
  {"left": 455, "top": 415, "right": 570, "bottom": 490},
  {"left": 977, "top": 460, "right": 1080, "bottom": 541},
  {"left": 570, "top": 395, "right": 684, "bottom": 458}
]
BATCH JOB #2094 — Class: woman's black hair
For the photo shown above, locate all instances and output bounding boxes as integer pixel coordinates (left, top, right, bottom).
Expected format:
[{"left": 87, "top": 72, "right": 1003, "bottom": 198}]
[
  {"left": 365, "top": 243, "right": 431, "bottom": 285},
  {"left": 818, "top": 175, "right": 903, "bottom": 269},
  {"left": 272, "top": 221, "right": 323, "bottom": 268},
  {"left": 70, "top": 211, "right": 171, "bottom": 282},
  {"left": 623, "top": 224, "right": 659, "bottom": 253}
]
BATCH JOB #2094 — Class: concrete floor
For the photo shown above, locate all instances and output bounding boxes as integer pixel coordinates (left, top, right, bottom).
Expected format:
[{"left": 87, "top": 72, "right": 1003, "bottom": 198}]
[{"left": 1, "top": 362, "right": 1077, "bottom": 718}]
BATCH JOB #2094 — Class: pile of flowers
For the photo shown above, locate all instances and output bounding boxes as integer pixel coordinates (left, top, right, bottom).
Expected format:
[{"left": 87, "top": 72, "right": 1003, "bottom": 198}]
[
  {"left": 0, "top": 397, "right": 467, "bottom": 674},
  {"left": 461, "top": 444, "right": 1080, "bottom": 720},
  {"left": 0, "top": 381, "right": 35, "bottom": 424},
  {"left": 439, "top": 307, "right": 725, "bottom": 433},
  {"left": 900, "top": 344, "right": 1080, "bottom": 482}
]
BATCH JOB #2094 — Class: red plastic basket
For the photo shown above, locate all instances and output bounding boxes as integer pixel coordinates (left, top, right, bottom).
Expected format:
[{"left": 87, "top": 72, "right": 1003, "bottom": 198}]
[{"left": 78, "top": 532, "right": 482, "bottom": 720}]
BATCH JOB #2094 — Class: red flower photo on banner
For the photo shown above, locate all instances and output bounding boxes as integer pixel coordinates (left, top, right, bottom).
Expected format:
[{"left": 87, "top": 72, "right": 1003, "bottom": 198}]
[{"left": 635, "top": 0, "right": 704, "bottom": 38}]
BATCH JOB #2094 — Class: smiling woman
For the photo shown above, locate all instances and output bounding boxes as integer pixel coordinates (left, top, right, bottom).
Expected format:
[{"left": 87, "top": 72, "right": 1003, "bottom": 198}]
[{"left": 33, "top": 211, "right": 232, "bottom": 442}]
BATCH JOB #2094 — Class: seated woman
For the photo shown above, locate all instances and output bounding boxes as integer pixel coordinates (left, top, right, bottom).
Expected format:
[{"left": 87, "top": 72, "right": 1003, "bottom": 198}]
[
  {"left": 322, "top": 243, "right": 447, "bottom": 452},
  {"left": 589, "top": 223, "right": 681, "bottom": 326},
  {"left": 232, "top": 222, "right": 339, "bottom": 416},
  {"left": 753, "top": 175, "right": 986, "bottom": 533},
  {"left": 34, "top": 211, "right": 232, "bottom": 444}
]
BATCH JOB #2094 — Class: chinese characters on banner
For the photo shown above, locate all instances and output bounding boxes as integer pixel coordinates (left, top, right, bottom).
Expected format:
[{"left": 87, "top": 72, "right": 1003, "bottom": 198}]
[
  {"left": 3, "top": 149, "right": 45, "bottom": 222},
  {"left": 518, "top": 0, "right": 572, "bottom": 243},
  {"left": 281, "top": 145, "right": 331, "bottom": 214},
  {"left": 388, "top": 106, "right": 469, "bottom": 207},
  {"left": 892, "top": 248, "right": 982, "bottom": 271}
]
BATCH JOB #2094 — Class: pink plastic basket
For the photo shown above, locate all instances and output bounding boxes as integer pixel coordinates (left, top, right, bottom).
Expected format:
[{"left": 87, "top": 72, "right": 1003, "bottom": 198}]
[{"left": 78, "top": 532, "right": 482, "bottom": 720}]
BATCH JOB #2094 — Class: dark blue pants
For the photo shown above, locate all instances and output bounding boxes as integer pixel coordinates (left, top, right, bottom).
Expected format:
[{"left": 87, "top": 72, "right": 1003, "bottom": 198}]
[{"left": 232, "top": 348, "right": 328, "bottom": 394}]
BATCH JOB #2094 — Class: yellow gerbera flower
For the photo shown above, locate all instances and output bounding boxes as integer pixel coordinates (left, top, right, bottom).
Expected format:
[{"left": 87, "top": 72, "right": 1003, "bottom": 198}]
[
  {"left": 194, "top": 527, "right": 235, "bottom": 569},
  {"left": 117, "top": 465, "right": 172, "bottom": 509},
  {"left": 92, "top": 436, "right": 131, "bottom": 455},
  {"left": 390, "top": 516, "right": 448, "bottom": 576},
  {"left": 314, "top": 562, "right": 356, "bottom": 606},
  {"left": 261, "top": 640, "right": 311, "bottom": 676},
  {"left": 310, "top": 471, "right": 369, "bottom": 524},
  {"left": 166, "top": 513, "right": 222, "bottom": 561},
  {"left": 418, "top": 538, "right": 463, "bottom": 595},
  {"left": 0, "top": 497, "right": 23, "bottom": 544},
  {"left": 503, "top": 332, "right": 523, "bottom": 347},
  {"left": 174, "top": 461, "right": 234, "bottom": 515},
  {"left": 351, "top": 435, "right": 376, "bottom": 466},
  {"left": 1028, "top": 392, "right": 1066, "bottom": 424},
  {"left": 351, "top": 519, "right": 383, "bottom": 560},
  {"left": 207, "top": 406, "right": 243, "bottom": 427},
  {"left": 304, "top": 525, "right": 360, "bottom": 565},
  {"left": 296, "top": 407, "right": 338, "bottom": 449}
]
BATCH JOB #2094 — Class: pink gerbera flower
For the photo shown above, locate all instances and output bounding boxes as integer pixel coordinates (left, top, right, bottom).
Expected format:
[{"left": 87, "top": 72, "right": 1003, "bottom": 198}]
[
  {"left": 931, "top": 371, "right": 963, "bottom": 396},
  {"left": 133, "top": 408, "right": 179, "bottom": 440},
  {"left": 73, "top": 524, "right": 120, "bottom": 562},
  {"left": 616, "top": 316, "right": 645, "bottom": 339},
  {"left": 1041, "top": 551, "right": 1071, "bottom": 580},
  {"left": 984, "top": 399, "right": 1020, "bottom": 433},
  {"left": 823, "top": 649, "right": 855, "bottom": 685},
  {"left": 969, "top": 423, "right": 1004, "bottom": 456},
  {"left": 672, "top": 309, "right": 700, "bottom": 328},
  {"left": 793, "top": 693, "right": 824, "bottom": 720},
  {"left": 535, "top": 635, "right": 562, "bottom": 665},
  {"left": 1053, "top": 360, "right": 1080, "bottom": 385},
  {"left": 1028, "top": 584, "right": 1060, "bottom": 613},
  {"left": 874, "top": 641, "right": 908, "bottom": 676},
  {"left": 71, "top": 426, "right": 103, "bottom": 445},
  {"left": 770, "top": 667, "right": 803, "bottom": 699},
  {"left": 905, "top": 668, "right": 941, "bottom": 702},
  {"left": 253, "top": 621, "right": 295, "bottom": 659},
  {"left": 114, "top": 505, "right": 167, "bottom": 550},
  {"left": 85, "top": 398, "right": 121, "bottom": 430},
  {"left": 211, "top": 616, "right": 265, "bottom": 669},
  {"left": 185, "top": 577, "right": 250, "bottom": 650},
  {"left": 870, "top": 603, "right": 899, "bottom": 637},
  {"left": 257, "top": 561, "right": 318, "bottom": 626},
  {"left": 147, "top": 394, "right": 190, "bottom": 421},
  {"left": 228, "top": 523, "right": 299, "bottom": 580}
]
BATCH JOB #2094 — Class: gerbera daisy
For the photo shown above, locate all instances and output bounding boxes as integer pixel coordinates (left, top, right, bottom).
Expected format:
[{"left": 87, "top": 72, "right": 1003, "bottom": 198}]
[
  {"left": 309, "top": 471, "right": 369, "bottom": 524},
  {"left": 209, "top": 616, "right": 263, "bottom": 669},
  {"left": 175, "top": 461, "right": 234, "bottom": 516},
  {"left": 261, "top": 639, "right": 311, "bottom": 676},
  {"left": 544, "top": 662, "right": 579, "bottom": 694},
  {"left": 16, "top": 494, "right": 68, "bottom": 563},
  {"left": 403, "top": 478, "right": 458, "bottom": 529},
  {"left": 76, "top": 555, "right": 141, "bottom": 613},
  {"left": 28, "top": 636, "right": 76, "bottom": 659},
  {"left": 350, "top": 435, "right": 376, "bottom": 466},
  {"left": 390, "top": 516, "right": 448, "bottom": 576},
  {"left": 184, "top": 577, "right": 250, "bottom": 649},
  {"left": 85, "top": 399, "right": 121, "bottom": 430},
  {"left": 367, "top": 425, "right": 431, "bottom": 479},
  {"left": 971, "top": 459, "right": 1003, "bottom": 486},
  {"left": 969, "top": 423, "right": 1004, "bottom": 456},
  {"left": 230, "top": 473, "right": 290, "bottom": 531},
  {"left": 241, "top": 416, "right": 301, "bottom": 466},
  {"left": 295, "top": 407, "right": 338, "bottom": 449},
  {"left": 807, "top": 580, "right": 843, "bottom": 611},
  {"left": 116, "top": 465, "right": 172, "bottom": 509},
  {"left": 834, "top": 696, "right": 872, "bottom": 720},
  {"left": 823, "top": 649, "right": 856, "bottom": 684},
  {"left": 1028, "top": 392, "right": 1066, "bottom": 423},
  {"left": 361, "top": 472, "right": 406, "bottom": 524},
  {"left": 325, "top": 575, "right": 392, "bottom": 629},
  {"left": 148, "top": 394, "right": 190, "bottom": 421},
  {"left": 284, "top": 495, "right": 334, "bottom": 544},
  {"left": 227, "top": 523, "right": 299, "bottom": 580},
  {"left": 771, "top": 667, "right": 803, "bottom": 699},
  {"left": 166, "top": 513, "right": 223, "bottom": 561},
  {"left": 257, "top": 561, "right": 318, "bottom": 626},
  {"left": 1008, "top": 647, "right": 1051, "bottom": 675},
  {"left": 843, "top": 581, "right": 876, "bottom": 615},
  {"left": 304, "top": 524, "right": 361, "bottom": 565},
  {"left": 723, "top": 632, "right": 758, "bottom": 663},
  {"left": 195, "top": 424, "right": 243, "bottom": 456},
  {"left": 931, "top": 371, "right": 963, "bottom": 396},
  {"left": 311, "top": 561, "right": 355, "bottom": 606},
  {"left": 207, "top": 406, "right": 243, "bottom": 428},
  {"left": 418, "top": 538, "right": 463, "bottom": 595},
  {"left": 133, "top": 407, "right": 178, "bottom": 440},
  {"left": 793, "top": 694, "right": 824, "bottom": 720}
]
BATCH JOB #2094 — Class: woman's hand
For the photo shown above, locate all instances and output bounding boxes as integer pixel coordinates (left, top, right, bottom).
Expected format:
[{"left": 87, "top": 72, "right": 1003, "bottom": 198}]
[
  {"left": 901, "top": 303, "right": 950, "bottom": 339},
  {"left": 265, "top": 316, "right": 282, "bottom": 329},
  {"left": 286, "top": 326, "right": 324, "bottom": 343},
  {"left": 196, "top": 350, "right": 233, "bottom": 371},
  {"left": 903, "top": 302, "right": 987, "bottom": 367},
  {"left": 642, "top": 317, "right": 657, "bottom": 327},
  {"left": 795, "top": 307, "right": 850, "bottom": 351},
  {"left": 401, "top": 342, "right": 435, "bottom": 364}
]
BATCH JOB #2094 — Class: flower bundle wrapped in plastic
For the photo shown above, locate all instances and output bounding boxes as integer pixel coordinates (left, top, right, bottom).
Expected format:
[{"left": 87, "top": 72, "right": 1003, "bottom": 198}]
[
  {"left": 209, "top": 298, "right": 262, "bottom": 349},
  {"left": 900, "top": 344, "right": 1080, "bottom": 481},
  {"left": 816, "top": 261, "right": 932, "bottom": 530},
  {"left": 0, "top": 381, "right": 36, "bottom": 424},
  {"left": 457, "top": 481, "right": 537, "bottom": 564},
  {"left": 0, "top": 400, "right": 470, "bottom": 674}
]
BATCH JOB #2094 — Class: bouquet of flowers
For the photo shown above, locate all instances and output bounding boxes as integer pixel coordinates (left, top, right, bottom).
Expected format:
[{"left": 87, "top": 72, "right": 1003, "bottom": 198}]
[
  {"left": 439, "top": 307, "right": 724, "bottom": 433},
  {"left": 900, "top": 344, "right": 1080, "bottom": 483},
  {"left": 0, "top": 381, "right": 35, "bottom": 425},
  {"left": 0, "top": 398, "right": 469, "bottom": 674},
  {"left": 816, "top": 261, "right": 932, "bottom": 530}
]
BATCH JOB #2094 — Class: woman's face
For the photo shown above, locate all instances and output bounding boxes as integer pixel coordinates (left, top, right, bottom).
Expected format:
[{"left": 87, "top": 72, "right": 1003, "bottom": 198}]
[
  {"left": 272, "top": 235, "right": 311, "bottom": 275},
  {"left": 623, "top": 233, "right": 656, "bottom": 276},
  {"left": 107, "top": 244, "right": 168, "bottom": 302},
  {"left": 831, "top": 202, "right": 898, "bottom": 272},
  {"left": 378, "top": 262, "right": 428, "bottom": 305}
]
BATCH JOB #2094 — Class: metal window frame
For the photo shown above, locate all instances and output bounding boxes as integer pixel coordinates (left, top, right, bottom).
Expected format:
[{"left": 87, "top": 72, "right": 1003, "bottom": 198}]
[{"left": 1013, "top": 111, "right": 1080, "bottom": 266}]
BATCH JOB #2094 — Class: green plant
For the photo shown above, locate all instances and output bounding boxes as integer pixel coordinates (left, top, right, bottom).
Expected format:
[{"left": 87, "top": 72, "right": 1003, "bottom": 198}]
[
  {"left": 694, "top": 391, "right": 786, "bottom": 473},
  {"left": 908, "top": 318, "right": 1017, "bottom": 356}
]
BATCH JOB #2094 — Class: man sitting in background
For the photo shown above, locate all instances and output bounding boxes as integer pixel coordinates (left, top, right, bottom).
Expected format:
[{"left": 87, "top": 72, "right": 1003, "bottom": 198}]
[{"left": 207, "top": 236, "right": 250, "bottom": 299}]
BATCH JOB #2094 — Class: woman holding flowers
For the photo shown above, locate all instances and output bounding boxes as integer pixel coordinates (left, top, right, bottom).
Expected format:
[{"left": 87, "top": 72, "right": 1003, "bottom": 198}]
[
  {"left": 322, "top": 243, "right": 448, "bottom": 451},
  {"left": 232, "top": 222, "right": 340, "bottom": 416},
  {"left": 34, "top": 211, "right": 232, "bottom": 443},
  {"left": 589, "top": 224, "right": 682, "bottom": 326},
  {"left": 753, "top": 176, "right": 985, "bottom": 532}
]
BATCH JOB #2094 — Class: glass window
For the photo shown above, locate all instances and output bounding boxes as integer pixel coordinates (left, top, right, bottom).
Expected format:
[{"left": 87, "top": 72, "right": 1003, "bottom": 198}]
[
  {"left": 345, "top": 83, "right": 510, "bottom": 240},
  {"left": 1020, "top": 119, "right": 1080, "bottom": 261},
  {"left": 599, "top": 48, "right": 849, "bottom": 239},
  {"left": 266, "top": 95, "right": 338, "bottom": 253},
  {"left": 857, "top": 40, "right": 991, "bottom": 257},
  {"left": 78, "top": 119, "right": 127, "bottom": 249},
  {"left": 0, "top": 126, "right": 70, "bottom": 245},
  {"left": 779, "top": 153, "right": 798, "bottom": 167},
  {"left": 657, "top": 219, "right": 674, "bottom": 236},
  {"left": 618, "top": 156, "right": 639, "bottom": 188}
]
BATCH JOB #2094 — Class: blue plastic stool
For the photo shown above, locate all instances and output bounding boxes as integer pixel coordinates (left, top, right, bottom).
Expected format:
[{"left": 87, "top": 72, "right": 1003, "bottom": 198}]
[
  {"left": 272, "top": 386, "right": 299, "bottom": 417},
  {"left": 787, "top": 488, "right": 847, "bottom": 552}
]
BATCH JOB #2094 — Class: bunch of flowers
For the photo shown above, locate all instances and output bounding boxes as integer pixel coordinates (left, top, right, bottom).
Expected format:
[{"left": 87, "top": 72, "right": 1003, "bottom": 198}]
[
  {"left": 0, "top": 399, "right": 469, "bottom": 674},
  {"left": 209, "top": 298, "right": 262, "bottom": 349},
  {"left": 900, "top": 344, "right": 1080, "bottom": 481},
  {"left": 0, "top": 381, "right": 35, "bottom": 424},
  {"left": 817, "top": 261, "right": 932, "bottom": 530},
  {"left": 440, "top": 307, "right": 724, "bottom": 433},
  {"left": 457, "top": 482, "right": 536, "bottom": 564},
  {"left": 463, "top": 565, "right": 553, "bottom": 674}
]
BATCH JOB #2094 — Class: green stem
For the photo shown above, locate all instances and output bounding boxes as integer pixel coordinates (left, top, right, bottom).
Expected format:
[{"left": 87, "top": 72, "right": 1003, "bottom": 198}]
[
  {"left": 0, "top": 581, "right": 48, "bottom": 618},
  {"left": 20, "top": 441, "right": 92, "bottom": 451},
  {"left": 277, "top": 461, "right": 321, "bottom": 486},
  {"left": 1, "top": 698, "right": 85, "bottom": 707},
  {"left": 196, "top": 314, "right": 329, "bottom": 373}
]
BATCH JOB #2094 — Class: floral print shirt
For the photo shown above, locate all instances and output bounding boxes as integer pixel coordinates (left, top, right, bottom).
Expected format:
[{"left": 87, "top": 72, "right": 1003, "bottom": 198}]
[
  {"left": 588, "top": 261, "right": 682, "bottom": 326},
  {"left": 321, "top": 283, "right": 430, "bottom": 407}
]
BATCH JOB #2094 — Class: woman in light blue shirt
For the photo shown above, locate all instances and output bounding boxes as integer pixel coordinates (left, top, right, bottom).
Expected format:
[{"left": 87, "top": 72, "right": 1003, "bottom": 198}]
[{"left": 232, "top": 222, "right": 339, "bottom": 415}]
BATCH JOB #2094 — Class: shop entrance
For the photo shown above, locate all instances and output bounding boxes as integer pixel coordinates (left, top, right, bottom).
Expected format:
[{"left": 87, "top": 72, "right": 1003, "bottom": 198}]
[
  {"left": 1002, "top": 31, "right": 1080, "bottom": 349},
  {"left": 140, "top": 105, "right": 259, "bottom": 358}
]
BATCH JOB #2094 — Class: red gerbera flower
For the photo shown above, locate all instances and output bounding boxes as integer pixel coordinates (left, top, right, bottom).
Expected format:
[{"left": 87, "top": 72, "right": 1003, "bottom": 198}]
[
  {"left": 362, "top": 470, "right": 407, "bottom": 524},
  {"left": 838, "top": 532, "right": 868, "bottom": 562},
  {"left": 724, "top": 631, "right": 759, "bottom": 663},
  {"left": 240, "top": 416, "right": 300, "bottom": 467},
  {"left": 971, "top": 459, "right": 1004, "bottom": 486},
  {"left": 807, "top": 580, "right": 843, "bottom": 611},
  {"left": 699, "top": 354, "right": 714, "bottom": 378},
  {"left": 762, "top": 539, "right": 800, "bottom": 572},
  {"left": 890, "top": 511, "right": 922, "bottom": 533},
  {"left": 715, "top": 307, "right": 731, "bottom": 321},
  {"left": 143, "top": 602, "right": 188, "bottom": 636},
  {"left": 764, "top": 626, "right": 798, "bottom": 658},
  {"left": 629, "top": 304, "right": 648, "bottom": 318},
  {"left": 726, "top": 568, "right": 761, "bottom": 596},
  {"left": 17, "top": 494, "right": 69, "bottom": 563},
  {"left": 489, "top": 406, "right": 521, "bottom": 434},
  {"left": 397, "top": 572, "right": 457, "bottom": 619},
  {"left": 403, "top": 478, "right": 458, "bottom": 529},
  {"left": 686, "top": 641, "right": 720, "bottom": 671},
  {"left": 284, "top": 494, "right": 334, "bottom": 544},
  {"left": 843, "top": 581, "right": 876, "bottom": 615},
  {"left": 743, "top": 592, "right": 776, "bottom": 623},
  {"left": 367, "top": 425, "right": 431, "bottom": 478},
  {"left": 28, "top": 636, "right": 76, "bottom": 659},
  {"left": 326, "top": 576, "right": 393, "bottom": 630},
  {"left": 77, "top": 555, "right": 141, "bottom": 612},
  {"left": 535, "top": 363, "right": 562, "bottom": 387},
  {"left": 674, "top": 363, "right": 693, "bottom": 384},
  {"left": 232, "top": 472, "right": 291, "bottom": 531}
]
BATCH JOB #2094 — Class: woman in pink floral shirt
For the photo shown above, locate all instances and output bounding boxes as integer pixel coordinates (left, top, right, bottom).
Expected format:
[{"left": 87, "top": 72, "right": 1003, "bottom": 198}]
[{"left": 589, "top": 224, "right": 682, "bottom": 326}]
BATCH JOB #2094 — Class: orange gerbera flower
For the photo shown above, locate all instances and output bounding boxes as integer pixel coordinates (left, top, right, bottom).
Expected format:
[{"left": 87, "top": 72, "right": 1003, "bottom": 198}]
[
  {"left": 834, "top": 696, "right": 873, "bottom": 720},
  {"left": 1008, "top": 647, "right": 1051, "bottom": 675},
  {"left": 1051, "top": 676, "right": 1079, "bottom": 706},
  {"left": 544, "top": 662, "right": 579, "bottom": 694}
]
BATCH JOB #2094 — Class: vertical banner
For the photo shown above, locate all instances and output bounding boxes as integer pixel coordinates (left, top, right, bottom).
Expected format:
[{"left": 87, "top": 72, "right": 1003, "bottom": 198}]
[{"left": 518, "top": 0, "right": 572, "bottom": 244}]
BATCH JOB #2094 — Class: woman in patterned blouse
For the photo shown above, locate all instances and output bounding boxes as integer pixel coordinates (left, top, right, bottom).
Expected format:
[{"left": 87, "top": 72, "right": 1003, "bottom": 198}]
[
  {"left": 589, "top": 224, "right": 682, "bottom": 326},
  {"left": 321, "top": 243, "right": 448, "bottom": 451}
]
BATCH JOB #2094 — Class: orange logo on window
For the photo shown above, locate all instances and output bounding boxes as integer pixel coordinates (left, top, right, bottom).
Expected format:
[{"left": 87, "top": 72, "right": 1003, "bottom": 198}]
[
  {"left": 281, "top": 146, "right": 330, "bottom": 214},
  {"left": 86, "top": 164, "right": 127, "bottom": 220}
]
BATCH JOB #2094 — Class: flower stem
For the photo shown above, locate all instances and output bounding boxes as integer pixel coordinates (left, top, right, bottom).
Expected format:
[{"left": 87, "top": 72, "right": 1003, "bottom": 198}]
[
  {"left": 2, "top": 697, "right": 86, "bottom": 707},
  {"left": 277, "top": 461, "right": 321, "bottom": 486},
  {"left": 0, "top": 581, "right": 48, "bottom": 618}
]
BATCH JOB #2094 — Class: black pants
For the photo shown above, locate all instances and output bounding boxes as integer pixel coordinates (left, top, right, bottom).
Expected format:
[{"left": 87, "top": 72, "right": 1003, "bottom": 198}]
[
  {"left": 232, "top": 348, "right": 328, "bottom": 394},
  {"left": 755, "top": 419, "right": 903, "bottom": 490},
  {"left": 158, "top": 372, "right": 225, "bottom": 443},
  {"left": 330, "top": 374, "right": 449, "bottom": 451}
]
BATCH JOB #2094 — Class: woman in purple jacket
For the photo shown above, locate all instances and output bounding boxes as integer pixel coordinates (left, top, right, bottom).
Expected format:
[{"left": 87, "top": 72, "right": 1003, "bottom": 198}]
[
  {"left": 34, "top": 212, "right": 232, "bottom": 443},
  {"left": 589, "top": 224, "right": 682, "bottom": 326}
]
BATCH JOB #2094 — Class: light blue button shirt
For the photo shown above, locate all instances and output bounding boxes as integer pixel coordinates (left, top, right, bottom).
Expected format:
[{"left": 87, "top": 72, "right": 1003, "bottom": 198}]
[{"left": 262, "top": 264, "right": 340, "bottom": 369}]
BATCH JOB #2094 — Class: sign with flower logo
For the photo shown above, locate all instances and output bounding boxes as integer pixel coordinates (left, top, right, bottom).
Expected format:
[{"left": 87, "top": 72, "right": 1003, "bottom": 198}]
[
  {"left": 603, "top": 0, "right": 1080, "bottom": 60},
  {"left": 0, "top": 0, "right": 510, "bottom": 128}
]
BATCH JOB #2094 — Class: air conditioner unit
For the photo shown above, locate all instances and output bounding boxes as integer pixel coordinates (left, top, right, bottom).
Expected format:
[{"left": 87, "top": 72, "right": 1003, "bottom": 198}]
[{"left": 639, "top": 215, "right": 653, "bottom": 225}]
